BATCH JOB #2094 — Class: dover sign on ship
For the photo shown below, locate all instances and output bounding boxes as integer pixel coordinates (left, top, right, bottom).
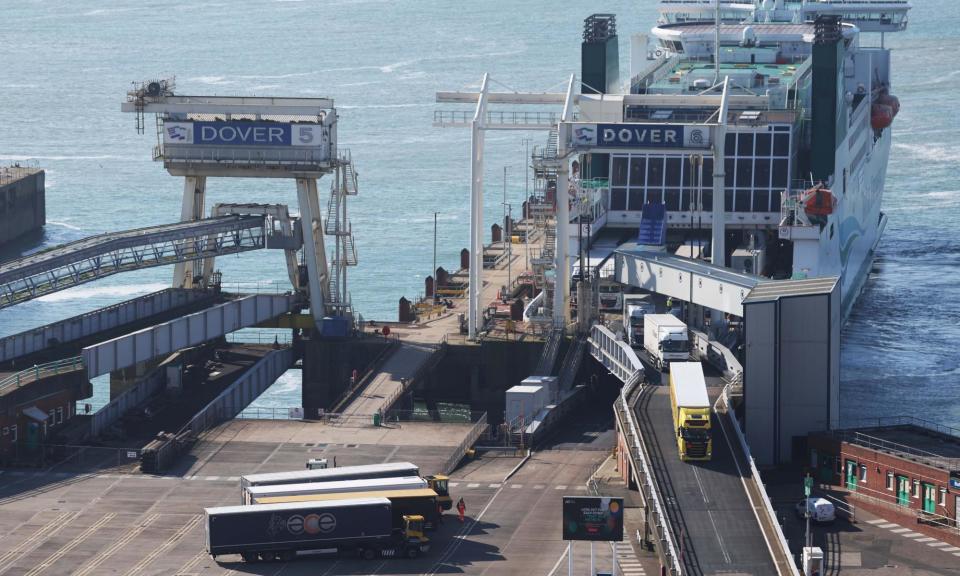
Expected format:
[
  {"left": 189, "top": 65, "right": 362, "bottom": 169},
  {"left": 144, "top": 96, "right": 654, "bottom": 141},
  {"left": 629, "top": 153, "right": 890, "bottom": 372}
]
[
  {"left": 163, "top": 121, "right": 327, "bottom": 147},
  {"left": 570, "top": 123, "right": 710, "bottom": 149}
]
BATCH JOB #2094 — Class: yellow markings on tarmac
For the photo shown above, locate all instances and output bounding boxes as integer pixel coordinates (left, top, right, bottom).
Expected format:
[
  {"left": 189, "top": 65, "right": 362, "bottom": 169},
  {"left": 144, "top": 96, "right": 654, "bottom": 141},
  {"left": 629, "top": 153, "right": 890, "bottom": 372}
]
[
  {"left": 20, "top": 513, "right": 116, "bottom": 576},
  {"left": 0, "top": 511, "right": 80, "bottom": 574},
  {"left": 72, "top": 513, "right": 161, "bottom": 576},
  {"left": 123, "top": 514, "right": 203, "bottom": 576}
]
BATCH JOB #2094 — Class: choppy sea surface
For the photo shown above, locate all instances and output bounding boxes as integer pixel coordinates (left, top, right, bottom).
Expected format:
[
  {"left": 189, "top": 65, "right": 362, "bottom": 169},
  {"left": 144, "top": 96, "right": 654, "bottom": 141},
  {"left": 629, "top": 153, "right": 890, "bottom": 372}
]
[{"left": 0, "top": 0, "right": 957, "bottom": 426}]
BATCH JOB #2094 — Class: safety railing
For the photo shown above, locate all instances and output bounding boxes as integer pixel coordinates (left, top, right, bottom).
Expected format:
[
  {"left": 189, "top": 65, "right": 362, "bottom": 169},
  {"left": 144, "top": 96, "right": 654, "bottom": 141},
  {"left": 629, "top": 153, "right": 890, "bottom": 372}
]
[
  {"left": 433, "top": 110, "right": 576, "bottom": 128},
  {"left": 716, "top": 384, "right": 800, "bottom": 576},
  {"left": 615, "top": 373, "right": 683, "bottom": 575},
  {"left": 440, "top": 412, "right": 489, "bottom": 475},
  {"left": 588, "top": 324, "right": 645, "bottom": 385},
  {"left": 0, "top": 356, "right": 84, "bottom": 394},
  {"left": 829, "top": 429, "right": 959, "bottom": 472},
  {"left": 831, "top": 482, "right": 960, "bottom": 537}
]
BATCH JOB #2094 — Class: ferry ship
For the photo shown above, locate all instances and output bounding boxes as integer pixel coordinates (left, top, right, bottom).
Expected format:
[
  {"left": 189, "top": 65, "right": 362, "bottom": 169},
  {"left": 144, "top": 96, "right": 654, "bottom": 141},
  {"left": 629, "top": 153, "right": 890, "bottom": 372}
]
[{"left": 566, "top": 0, "right": 910, "bottom": 320}]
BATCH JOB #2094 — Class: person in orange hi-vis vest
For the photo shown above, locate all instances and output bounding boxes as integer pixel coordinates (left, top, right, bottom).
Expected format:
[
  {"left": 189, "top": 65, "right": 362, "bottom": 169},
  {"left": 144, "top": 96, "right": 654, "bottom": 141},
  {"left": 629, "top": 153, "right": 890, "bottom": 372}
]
[{"left": 456, "top": 497, "right": 466, "bottom": 523}]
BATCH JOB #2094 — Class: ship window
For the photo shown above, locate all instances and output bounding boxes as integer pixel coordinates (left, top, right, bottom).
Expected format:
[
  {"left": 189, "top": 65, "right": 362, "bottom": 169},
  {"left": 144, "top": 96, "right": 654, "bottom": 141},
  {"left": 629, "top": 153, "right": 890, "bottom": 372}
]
[
  {"left": 860, "top": 465, "right": 868, "bottom": 482},
  {"left": 773, "top": 133, "right": 790, "bottom": 156},
  {"left": 735, "top": 190, "right": 751, "bottom": 212},
  {"left": 940, "top": 487, "right": 947, "bottom": 506},
  {"left": 724, "top": 158, "right": 735, "bottom": 187},
  {"left": 665, "top": 158, "right": 682, "bottom": 187},
  {"left": 702, "top": 189, "right": 713, "bottom": 212},
  {"left": 772, "top": 159, "right": 789, "bottom": 188},
  {"left": 736, "top": 160, "right": 753, "bottom": 187},
  {"left": 725, "top": 133, "right": 736, "bottom": 150},
  {"left": 628, "top": 189, "right": 645, "bottom": 211},
  {"left": 702, "top": 158, "right": 713, "bottom": 184},
  {"left": 629, "top": 157, "right": 646, "bottom": 187},
  {"left": 665, "top": 189, "right": 681, "bottom": 212},
  {"left": 737, "top": 133, "right": 754, "bottom": 156},
  {"left": 913, "top": 479, "right": 920, "bottom": 498},
  {"left": 724, "top": 190, "right": 735, "bottom": 212},
  {"left": 752, "top": 190, "right": 771, "bottom": 212},
  {"left": 611, "top": 188, "right": 627, "bottom": 211},
  {"left": 754, "top": 159, "right": 771, "bottom": 188},
  {"left": 648, "top": 157, "right": 665, "bottom": 187},
  {"left": 612, "top": 157, "right": 629, "bottom": 187},
  {"left": 756, "top": 132, "right": 772, "bottom": 156},
  {"left": 648, "top": 188, "right": 664, "bottom": 204},
  {"left": 830, "top": 224, "right": 835, "bottom": 239}
]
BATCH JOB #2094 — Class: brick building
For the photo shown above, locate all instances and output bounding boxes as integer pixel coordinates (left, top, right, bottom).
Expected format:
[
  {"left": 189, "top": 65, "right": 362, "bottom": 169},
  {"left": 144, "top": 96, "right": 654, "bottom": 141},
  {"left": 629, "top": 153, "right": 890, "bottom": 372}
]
[
  {"left": 809, "top": 419, "right": 960, "bottom": 546},
  {"left": 0, "top": 365, "right": 90, "bottom": 462}
]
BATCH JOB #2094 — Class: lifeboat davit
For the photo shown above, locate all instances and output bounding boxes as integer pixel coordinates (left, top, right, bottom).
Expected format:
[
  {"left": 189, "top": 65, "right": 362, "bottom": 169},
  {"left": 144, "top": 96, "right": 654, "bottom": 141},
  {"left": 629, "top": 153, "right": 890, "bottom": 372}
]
[{"left": 801, "top": 184, "right": 836, "bottom": 227}]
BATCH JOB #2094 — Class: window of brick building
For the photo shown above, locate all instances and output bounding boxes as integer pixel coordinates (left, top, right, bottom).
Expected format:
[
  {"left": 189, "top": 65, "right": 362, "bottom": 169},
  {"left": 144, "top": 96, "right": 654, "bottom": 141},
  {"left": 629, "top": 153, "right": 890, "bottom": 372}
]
[
  {"left": 886, "top": 472, "right": 894, "bottom": 490},
  {"left": 860, "top": 465, "right": 868, "bottom": 483}
]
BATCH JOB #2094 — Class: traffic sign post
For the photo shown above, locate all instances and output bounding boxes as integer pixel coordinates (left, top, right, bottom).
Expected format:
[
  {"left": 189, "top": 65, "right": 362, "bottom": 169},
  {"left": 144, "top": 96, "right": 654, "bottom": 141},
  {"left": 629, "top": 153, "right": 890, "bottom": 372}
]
[{"left": 804, "top": 474, "right": 813, "bottom": 547}]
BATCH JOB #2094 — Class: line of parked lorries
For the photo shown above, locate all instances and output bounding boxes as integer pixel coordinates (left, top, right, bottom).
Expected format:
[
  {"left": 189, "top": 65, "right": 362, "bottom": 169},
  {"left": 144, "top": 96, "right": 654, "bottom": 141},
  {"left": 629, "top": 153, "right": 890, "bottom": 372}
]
[{"left": 205, "top": 461, "right": 451, "bottom": 562}]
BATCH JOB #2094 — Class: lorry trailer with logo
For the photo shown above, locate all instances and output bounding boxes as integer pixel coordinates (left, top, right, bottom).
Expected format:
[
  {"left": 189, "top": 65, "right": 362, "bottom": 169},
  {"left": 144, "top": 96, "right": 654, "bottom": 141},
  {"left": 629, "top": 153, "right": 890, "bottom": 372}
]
[
  {"left": 242, "top": 476, "right": 428, "bottom": 505},
  {"left": 206, "top": 497, "right": 430, "bottom": 562},
  {"left": 253, "top": 487, "right": 442, "bottom": 530},
  {"left": 239, "top": 462, "right": 452, "bottom": 510}
]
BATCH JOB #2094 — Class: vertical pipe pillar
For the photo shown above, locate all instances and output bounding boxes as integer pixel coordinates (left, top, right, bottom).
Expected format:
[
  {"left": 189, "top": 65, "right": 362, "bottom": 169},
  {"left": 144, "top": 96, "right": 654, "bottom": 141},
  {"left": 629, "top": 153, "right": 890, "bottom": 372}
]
[
  {"left": 711, "top": 78, "right": 730, "bottom": 330},
  {"left": 296, "top": 177, "right": 330, "bottom": 331},
  {"left": 173, "top": 176, "right": 205, "bottom": 288},
  {"left": 468, "top": 74, "right": 490, "bottom": 340},
  {"left": 554, "top": 139, "right": 571, "bottom": 330}
]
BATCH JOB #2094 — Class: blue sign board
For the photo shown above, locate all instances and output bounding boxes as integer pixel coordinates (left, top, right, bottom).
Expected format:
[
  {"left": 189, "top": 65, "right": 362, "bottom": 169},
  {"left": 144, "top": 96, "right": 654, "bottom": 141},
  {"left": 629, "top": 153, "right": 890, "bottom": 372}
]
[
  {"left": 163, "top": 121, "right": 329, "bottom": 148},
  {"left": 950, "top": 472, "right": 960, "bottom": 490},
  {"left": 193, "top": 121, "right": 291, "bottom": 146},
  {"left": 570, "top": 123, "right": 711, "bottom": 149}
]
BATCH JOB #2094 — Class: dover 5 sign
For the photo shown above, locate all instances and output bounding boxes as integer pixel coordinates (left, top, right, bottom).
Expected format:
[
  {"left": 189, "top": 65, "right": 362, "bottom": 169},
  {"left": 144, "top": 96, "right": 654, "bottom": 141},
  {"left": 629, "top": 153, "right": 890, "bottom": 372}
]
[
  {"left": 571, "top": 123, "right": 710, "bottom": 149},
  {"left": 562, "top": 496, "right": 624, "bottom": 541},
  {"left": 163, "top": 121, "right": 327, "bottom": 147}
]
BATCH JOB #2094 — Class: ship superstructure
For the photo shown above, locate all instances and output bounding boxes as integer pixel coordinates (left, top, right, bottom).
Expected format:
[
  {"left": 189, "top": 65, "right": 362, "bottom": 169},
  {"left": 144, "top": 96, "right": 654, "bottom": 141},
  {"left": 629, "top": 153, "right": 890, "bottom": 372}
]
[{"left": 567, "top": 0, "right": 911, "bottom": 319}]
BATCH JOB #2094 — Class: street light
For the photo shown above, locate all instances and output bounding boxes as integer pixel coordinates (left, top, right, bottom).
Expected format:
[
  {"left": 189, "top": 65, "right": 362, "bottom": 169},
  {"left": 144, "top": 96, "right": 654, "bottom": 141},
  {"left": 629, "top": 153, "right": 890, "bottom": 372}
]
[
  {"left": 433, "top": 211, "right": 439, "bottom": 302},
  {"left": 502, "top": 202, "right": 512, "bottom": 302}
]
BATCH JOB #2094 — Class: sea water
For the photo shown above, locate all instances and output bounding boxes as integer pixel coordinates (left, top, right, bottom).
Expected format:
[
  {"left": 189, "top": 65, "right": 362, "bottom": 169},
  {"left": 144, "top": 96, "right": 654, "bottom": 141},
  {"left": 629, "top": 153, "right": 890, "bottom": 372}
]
[{"left": 0, "top": 0, "right": 957, "bottom": 426}]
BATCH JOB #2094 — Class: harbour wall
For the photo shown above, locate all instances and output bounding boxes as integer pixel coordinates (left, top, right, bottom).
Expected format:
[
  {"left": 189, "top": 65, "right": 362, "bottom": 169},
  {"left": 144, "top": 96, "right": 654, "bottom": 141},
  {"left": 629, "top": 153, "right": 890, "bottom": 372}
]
[{"left": 0, "top": 168, "right": 45, "bottom": 246}]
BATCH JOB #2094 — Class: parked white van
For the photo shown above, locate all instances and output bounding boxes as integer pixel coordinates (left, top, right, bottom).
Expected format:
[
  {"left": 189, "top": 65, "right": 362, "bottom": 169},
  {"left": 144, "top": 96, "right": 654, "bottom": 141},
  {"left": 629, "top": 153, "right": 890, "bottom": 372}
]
[{"left": 795, "top": 497, "right": 836, "bottom": 523}]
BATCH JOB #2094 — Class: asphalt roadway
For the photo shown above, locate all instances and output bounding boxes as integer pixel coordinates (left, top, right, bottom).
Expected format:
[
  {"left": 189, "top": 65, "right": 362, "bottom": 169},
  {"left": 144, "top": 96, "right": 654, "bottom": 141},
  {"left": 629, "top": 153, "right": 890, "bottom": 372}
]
[
  {"left": 0, "top": 407, "right": 616, "bottom": 576},
  {"left": 634, "top": 381, "right": 777, "bottom": 575}
]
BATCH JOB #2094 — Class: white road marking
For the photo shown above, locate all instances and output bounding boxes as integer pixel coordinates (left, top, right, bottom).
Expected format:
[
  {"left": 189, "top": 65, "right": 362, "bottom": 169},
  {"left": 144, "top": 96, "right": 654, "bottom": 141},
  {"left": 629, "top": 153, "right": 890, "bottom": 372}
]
[
  {"left": 890, "top": 528, "right": 911, "bottom": 533},
  {"left": 912, "top": 536, "right": 935, "bottom": 542},
  {"left": 877, "top": 523, "right": 899, "bottom": 529},
  {"left": 574, "top": 485, "right": 587, "bottom": 491},
  {"left": 227, "top": 476, "right": 239, "bottom": 481},
  {"left": 467, "top": 483, "right": 479, "bottom": 488},
  {"left": 511, "top": 484, "right": 522, "bottom": 489},
  {"left": 534, "top": 484, "right": 545, "bottom": 490},
  {"left": 926, "top": 541, "right": 949, "bottom": 547},
  {"left": 941, "top": 546, "right": 960, "bottom": 552},
  {"left": 204, "top": 476, "right": 220, "bottom": 481},
  {"left": 448, "top": 482, "right": 459, "bottom": 487},
  {"left": 865, "top": 518, "right": 886, "bottom": 525},
  {"left": 555, "top": 485, "right": 567, "bottom": 490},
  {"left": 488, "top": 483, "right": 501, "bottom": 488},
  {"left": 706, "top": 509, "right": 732, "bottom": 564}
]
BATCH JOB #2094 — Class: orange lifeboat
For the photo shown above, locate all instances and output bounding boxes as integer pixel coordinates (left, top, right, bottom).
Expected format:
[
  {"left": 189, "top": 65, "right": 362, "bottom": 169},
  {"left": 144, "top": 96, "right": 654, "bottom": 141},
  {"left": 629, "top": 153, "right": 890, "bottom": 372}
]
[
  {"left": 800, "top": 184, "right": 835, "bottom": 226},
  {"left": 871, "top": 90, "right": 900, "bottom": 130}
]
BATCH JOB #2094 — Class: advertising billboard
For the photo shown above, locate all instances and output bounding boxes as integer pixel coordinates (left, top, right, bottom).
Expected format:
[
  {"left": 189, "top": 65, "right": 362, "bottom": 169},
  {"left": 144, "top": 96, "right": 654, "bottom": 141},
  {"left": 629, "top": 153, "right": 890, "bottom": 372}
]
[
  {"left": 562, "top": 496, "right": 624, "bottom": 541},
  {"left": 570, "top": 123, "right": 710, "bottom": 149},
  {"left": 162, "top": 121, "right": 328, "bottom": 148}
]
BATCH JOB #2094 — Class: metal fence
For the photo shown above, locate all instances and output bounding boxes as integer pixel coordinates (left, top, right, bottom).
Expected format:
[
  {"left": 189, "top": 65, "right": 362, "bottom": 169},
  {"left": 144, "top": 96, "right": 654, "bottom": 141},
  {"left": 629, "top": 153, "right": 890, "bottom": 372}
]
[
  {"left": 6, "top": 443, "right": 141, "bottom": 473},
  {"left": 440, "top": 413, "right": 488, "bottom": 475},
  {"left": 0, "top": 356, "right": 84, "bottom": 394}
]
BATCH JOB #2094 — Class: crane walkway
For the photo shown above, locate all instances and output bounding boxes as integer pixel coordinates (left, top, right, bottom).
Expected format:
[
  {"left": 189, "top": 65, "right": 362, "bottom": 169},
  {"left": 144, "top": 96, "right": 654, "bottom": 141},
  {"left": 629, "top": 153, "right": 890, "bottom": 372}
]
[{"left": 0, "top": 215, "right": 266, "bottom": 309}]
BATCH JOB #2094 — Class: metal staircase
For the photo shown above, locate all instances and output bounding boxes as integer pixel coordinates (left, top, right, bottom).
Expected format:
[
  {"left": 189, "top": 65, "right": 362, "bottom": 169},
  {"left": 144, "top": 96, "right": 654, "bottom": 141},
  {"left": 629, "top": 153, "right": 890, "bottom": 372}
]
[{"left": 324, "top": 153, "right": 360, "bottom": 317}]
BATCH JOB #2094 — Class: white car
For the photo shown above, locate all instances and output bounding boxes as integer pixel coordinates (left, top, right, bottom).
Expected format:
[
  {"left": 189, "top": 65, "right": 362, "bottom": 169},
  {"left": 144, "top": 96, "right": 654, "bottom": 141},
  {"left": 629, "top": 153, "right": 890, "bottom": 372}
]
[{"left": 795, "top": 497, "right": 836, "bottom": 523}]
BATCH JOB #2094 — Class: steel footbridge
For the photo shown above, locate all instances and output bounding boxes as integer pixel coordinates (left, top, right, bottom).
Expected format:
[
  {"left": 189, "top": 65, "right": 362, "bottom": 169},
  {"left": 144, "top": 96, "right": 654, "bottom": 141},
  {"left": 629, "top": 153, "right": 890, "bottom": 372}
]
[
  {"left": 0, "top": 215, "right": 267, "bottom": 309},
  {"left": 590, "top": 324, "right": 795, "bottom": 575}
]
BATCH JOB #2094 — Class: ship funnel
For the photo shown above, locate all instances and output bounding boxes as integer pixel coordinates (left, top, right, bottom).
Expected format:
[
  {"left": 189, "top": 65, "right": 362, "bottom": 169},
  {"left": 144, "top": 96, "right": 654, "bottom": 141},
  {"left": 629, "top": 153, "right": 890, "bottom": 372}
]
[{"left": 581, "top": 14, "right": 619, "bottom": 94}]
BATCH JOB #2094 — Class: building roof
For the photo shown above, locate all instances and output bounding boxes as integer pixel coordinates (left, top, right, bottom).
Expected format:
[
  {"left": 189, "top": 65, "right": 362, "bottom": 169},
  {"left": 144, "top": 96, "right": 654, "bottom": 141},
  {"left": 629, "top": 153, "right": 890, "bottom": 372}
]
[
  {"left": 743, "top": 277, "right": 839, "bottom": 303},
  {"left": 825, "top": 418, "right": 960, "bottom": 472}
]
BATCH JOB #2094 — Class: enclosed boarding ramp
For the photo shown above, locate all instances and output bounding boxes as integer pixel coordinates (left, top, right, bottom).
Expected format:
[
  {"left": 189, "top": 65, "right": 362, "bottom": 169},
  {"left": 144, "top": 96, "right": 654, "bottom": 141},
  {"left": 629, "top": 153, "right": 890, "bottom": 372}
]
[
  {"left": 0, "top": 216, "right": 266, "bottom": 310},
  {"left": 122, "top": 80, "right": 354, "bottom": 329},
  {"left": 614, "top": 244, "right": 760, "bottom": 317}
]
